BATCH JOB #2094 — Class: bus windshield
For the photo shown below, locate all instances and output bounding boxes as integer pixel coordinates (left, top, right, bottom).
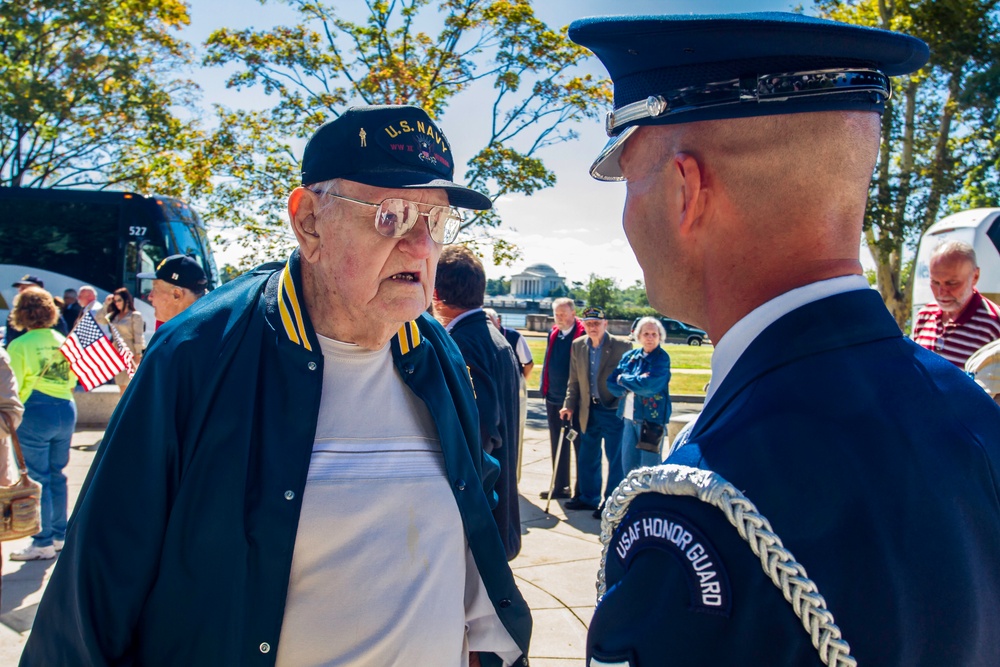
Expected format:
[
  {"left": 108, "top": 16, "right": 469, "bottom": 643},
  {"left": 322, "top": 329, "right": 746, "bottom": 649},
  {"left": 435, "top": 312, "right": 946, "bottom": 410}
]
[{"left": 0, "top": 187, "right": 218, "bottom": 335}]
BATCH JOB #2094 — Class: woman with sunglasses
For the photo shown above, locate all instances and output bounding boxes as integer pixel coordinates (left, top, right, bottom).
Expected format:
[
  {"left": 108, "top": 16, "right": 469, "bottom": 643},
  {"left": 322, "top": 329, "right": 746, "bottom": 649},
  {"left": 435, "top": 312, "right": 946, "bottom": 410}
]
[{"left": 103, "top": 288, "right": 145, "bottom": 393}]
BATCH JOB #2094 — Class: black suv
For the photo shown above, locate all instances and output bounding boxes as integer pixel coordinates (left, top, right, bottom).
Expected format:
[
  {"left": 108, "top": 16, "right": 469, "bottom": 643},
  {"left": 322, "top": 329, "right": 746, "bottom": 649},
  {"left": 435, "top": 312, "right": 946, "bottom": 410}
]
[{"left": 630, "top": 317, "right": 710, "bottom": 346}]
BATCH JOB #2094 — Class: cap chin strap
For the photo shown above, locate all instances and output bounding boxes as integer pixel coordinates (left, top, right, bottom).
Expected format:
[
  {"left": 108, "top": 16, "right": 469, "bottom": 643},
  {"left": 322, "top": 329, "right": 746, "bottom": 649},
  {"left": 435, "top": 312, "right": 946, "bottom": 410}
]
[
  {"left": 597, "top": 464, "right": 857, "bottom": 667},
  {"left": 605, "top": 67, "right": 890, "bottom": 136}
]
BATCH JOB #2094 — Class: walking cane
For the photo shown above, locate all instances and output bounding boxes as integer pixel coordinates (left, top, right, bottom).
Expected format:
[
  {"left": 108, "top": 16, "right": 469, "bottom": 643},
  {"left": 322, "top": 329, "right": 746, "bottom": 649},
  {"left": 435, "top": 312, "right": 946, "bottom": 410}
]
[{"left": 545, "top": 418, "right": 575, "bottom": 514}]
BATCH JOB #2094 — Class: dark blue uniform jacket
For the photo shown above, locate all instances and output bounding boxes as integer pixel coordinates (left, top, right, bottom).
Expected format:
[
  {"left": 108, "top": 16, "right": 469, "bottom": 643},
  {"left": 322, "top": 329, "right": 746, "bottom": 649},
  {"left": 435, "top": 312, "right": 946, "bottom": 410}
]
[
  {"left": 589, "top": 288, "right": 1000, "bottom": 666},
  {"left": 449, "top": 310, "right": 523, "bottom": 560},
  {"left": 20, "top": 251, "right": 531, "bottom": 666}
]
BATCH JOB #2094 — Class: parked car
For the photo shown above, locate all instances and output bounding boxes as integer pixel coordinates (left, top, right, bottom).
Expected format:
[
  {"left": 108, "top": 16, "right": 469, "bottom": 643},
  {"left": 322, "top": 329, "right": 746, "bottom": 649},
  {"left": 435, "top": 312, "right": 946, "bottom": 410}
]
[{"left": 630, "top": 317, "right": 710, "bottom": 346}]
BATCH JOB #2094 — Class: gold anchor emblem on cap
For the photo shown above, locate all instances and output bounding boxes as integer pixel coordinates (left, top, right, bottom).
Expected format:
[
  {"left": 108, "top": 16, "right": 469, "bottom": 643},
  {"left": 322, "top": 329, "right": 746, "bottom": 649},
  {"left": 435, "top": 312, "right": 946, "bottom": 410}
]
[{"left": 359, "top": 128, "right": 367, "bottom": 147}]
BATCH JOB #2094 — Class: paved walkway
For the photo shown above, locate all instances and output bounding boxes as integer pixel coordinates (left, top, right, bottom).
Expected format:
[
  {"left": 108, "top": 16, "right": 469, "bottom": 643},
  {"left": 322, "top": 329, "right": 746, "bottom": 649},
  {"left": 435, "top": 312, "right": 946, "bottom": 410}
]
[{"left": 0, "top": 399, "right": 699, "bottom": 665}]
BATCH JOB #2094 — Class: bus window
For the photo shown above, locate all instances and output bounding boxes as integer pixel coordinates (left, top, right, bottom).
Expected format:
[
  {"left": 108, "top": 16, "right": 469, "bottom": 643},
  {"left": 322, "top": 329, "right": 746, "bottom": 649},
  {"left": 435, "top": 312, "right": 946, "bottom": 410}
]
[
  {"left": 0, "top": 198, "right": 119, "bottom": 290},
  {"left": 124, "top": 240, "right": 168, "bottom": 301}
]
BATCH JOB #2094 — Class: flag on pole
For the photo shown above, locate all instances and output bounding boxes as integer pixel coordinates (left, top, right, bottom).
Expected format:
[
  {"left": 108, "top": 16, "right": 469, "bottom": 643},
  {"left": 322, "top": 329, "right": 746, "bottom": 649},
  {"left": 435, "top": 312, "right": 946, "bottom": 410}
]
[
  {"left": 108, "top": 321, "right": 136, "bottom": 379},
  {"left": 60, "top": 310, "right": 127, "bottom": 391}
]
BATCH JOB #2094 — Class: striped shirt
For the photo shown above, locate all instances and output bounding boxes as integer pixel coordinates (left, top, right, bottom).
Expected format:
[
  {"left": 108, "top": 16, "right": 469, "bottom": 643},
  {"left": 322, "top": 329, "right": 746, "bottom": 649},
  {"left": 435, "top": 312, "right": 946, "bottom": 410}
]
[{"left": 913, "top": 291, "right": 1000, "bottom": 367}]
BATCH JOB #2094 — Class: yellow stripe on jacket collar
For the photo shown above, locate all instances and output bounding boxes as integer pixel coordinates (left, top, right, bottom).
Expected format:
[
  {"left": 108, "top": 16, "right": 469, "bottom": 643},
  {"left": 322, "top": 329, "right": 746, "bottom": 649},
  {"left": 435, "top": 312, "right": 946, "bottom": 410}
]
[
  {"left": 278, "top": 264, "right": 312, "bottom": 352},
  {"left": 396, "top": 320, "right": 421, "bottom": 355}
]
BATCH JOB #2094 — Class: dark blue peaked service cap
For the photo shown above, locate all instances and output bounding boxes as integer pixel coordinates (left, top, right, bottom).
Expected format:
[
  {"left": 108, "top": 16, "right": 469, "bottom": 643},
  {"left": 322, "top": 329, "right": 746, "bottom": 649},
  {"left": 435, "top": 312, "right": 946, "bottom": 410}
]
[{"left": 568, "top": 12, "right": 930, "bottom": 180}]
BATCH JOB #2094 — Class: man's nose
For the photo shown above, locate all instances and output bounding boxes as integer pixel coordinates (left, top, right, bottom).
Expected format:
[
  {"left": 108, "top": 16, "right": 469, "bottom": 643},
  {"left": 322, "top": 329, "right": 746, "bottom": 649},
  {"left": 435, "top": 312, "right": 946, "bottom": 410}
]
[{"left": 398, "top": 219, "right": 435, "bottom": 256}]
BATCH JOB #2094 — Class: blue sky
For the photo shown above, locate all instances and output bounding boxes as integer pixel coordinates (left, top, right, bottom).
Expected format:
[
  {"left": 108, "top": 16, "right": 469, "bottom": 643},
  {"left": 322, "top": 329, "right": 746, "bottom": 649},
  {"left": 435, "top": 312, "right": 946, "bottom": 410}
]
[{"left": 185, "top": 0, "right": 827, "bottom": 285}]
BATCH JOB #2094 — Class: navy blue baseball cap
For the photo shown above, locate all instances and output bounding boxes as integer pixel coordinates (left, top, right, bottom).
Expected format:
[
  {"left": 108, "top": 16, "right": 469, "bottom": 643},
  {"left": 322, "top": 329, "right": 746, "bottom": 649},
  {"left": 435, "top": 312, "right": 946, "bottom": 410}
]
[
  {"left": 301, "top": 105, "right": 492, "bottom": 211},
  {"left": 568, "top": 12, "right": 930, "bottom": 180},
  {"left": 12, "top": 274, "right": 43, "bottom": 288},
  {"left": 138, "top": 254, "right": 208, "bottom": 291}
]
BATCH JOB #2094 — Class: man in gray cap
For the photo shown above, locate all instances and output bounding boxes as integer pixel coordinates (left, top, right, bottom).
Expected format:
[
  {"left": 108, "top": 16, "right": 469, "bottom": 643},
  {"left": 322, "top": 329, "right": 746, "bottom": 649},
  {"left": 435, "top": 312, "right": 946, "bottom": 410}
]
[
  {"left": 22, "top": 105, "right": 530, "bottom": 667},
  {"left": 570, "top": 12, "right": 1000, "bottom": 666}
]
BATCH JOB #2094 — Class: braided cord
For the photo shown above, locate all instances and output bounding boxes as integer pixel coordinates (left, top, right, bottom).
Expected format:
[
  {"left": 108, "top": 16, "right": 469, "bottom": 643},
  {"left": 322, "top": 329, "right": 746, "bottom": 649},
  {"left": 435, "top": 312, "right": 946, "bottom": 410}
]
[{"left": 597, "top": 465, "right": 857, "bottom": 667}]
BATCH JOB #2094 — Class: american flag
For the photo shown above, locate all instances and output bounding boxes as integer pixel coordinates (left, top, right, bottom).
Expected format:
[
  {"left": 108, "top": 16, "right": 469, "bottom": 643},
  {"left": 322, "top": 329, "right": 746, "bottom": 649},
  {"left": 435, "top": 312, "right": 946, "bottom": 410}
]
[
  {"left": 60, "top": 310, "right": 127, "bottom": 391},
  {"left": 108, "top": 321, "right": 136, "bottom": 379}
]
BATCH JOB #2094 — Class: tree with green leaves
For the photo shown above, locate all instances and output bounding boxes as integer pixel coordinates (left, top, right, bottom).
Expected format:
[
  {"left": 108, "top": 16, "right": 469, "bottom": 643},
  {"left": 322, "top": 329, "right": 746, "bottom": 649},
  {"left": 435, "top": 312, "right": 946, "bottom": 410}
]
[
  {"left": 585, "top": 274, "right": 616, "bottom": 310},
  {"left": 818, "top": 0, "right": 1000, "bottom": 328},
  {"left": 486, "top": 276, "right": 510, "bottom": 295},
  {"left": 200, "top": 0, "right": 610, "bottom": 267},
  {"left": 0, "top": 0, "right": 201, "bottom": 191}
]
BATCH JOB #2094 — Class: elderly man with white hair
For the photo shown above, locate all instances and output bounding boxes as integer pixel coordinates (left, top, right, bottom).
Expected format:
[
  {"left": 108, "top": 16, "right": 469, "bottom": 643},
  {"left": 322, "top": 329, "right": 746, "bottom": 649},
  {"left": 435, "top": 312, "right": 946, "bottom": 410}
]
[{"left": 22, "top": 105, "right": 530, "bottom": 667}]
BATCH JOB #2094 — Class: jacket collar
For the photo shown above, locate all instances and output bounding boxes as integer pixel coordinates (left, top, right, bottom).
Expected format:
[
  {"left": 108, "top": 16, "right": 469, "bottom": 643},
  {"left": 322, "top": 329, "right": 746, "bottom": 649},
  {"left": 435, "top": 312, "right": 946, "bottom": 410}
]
[
  {"left": 268, "top": 249, "right": 424, "bottom": 357},
  {"left": 692, "top": 289, "right": 902, "bottom": 437}
]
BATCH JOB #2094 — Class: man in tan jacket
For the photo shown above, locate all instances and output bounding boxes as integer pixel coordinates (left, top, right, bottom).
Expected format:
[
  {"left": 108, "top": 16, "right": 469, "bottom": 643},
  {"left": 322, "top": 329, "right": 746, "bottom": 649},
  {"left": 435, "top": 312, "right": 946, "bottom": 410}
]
[
  {"left": 0, "top": 347, "right": 24, "bottom": 485},
  {"left": 0, "top": 346, "right": 25, "bottom": 603},
  {"left": 560, "top": 306, "right": 632, "bottom": 517}
]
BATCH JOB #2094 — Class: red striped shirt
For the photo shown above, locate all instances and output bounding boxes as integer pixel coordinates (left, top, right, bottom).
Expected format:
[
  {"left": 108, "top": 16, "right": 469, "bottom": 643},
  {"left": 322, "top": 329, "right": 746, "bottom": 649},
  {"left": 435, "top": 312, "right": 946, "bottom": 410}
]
[{"left": 913, "top": 291, "right": 1000, "bottom": 367}]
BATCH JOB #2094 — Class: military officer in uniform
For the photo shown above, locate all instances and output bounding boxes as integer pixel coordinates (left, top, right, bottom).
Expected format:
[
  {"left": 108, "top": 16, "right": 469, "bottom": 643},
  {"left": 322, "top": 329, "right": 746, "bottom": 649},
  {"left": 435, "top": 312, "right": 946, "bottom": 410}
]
[{"left": 569, "top": 12, "right": 1000, "bottom": 666}]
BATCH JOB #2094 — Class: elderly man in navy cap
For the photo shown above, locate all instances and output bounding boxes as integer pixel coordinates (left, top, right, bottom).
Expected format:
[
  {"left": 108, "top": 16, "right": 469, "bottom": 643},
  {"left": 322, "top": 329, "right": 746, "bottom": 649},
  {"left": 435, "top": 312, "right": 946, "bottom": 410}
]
[
  {"left": 570, "top": 12, "right": 1000, "bottom": 667},
  {"left": 138, "top": 253, "right": 209, "bottom": 327},
  {"left": 22, "top": 106, "right": 530, "bottom": 667}
]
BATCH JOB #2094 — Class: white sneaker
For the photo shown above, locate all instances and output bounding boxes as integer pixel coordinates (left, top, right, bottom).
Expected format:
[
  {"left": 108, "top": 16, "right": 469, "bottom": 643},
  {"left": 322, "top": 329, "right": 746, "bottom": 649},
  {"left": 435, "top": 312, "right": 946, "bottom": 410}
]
[
  {"left": 53, "top": 539, "right": 65, "bottom": 552},
  {"left": 9, "top": 544, "right": 57, "bottom": 561}
]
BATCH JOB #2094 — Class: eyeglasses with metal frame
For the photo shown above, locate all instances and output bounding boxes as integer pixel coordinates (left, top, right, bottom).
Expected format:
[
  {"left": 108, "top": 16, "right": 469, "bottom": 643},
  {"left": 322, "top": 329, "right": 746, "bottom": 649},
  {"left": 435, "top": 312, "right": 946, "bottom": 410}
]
[{"left": 310, "top": 190, "right": 464, "bottom": 244}]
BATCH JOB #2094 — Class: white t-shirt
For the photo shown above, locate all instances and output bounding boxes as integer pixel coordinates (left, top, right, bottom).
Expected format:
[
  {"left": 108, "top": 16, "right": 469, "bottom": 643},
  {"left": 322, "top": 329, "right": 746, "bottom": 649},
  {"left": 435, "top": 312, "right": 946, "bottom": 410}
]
[{"left": 276, "top": 335, "right": 519, "bottom": 666}]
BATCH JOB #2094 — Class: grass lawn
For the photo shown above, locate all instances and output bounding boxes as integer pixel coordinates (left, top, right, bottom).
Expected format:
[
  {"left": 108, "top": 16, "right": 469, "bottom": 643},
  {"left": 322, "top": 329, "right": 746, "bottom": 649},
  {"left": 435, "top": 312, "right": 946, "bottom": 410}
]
[{"left": 523, "top": 335, "right": 712, "bottom": 395}]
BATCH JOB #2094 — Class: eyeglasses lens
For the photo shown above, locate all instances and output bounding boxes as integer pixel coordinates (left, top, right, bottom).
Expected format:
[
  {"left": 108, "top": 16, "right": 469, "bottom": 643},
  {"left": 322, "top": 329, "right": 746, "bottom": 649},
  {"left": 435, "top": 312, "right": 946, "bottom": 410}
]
[{"left": 375, "top": 199, "right": 462, "bottom": 244}]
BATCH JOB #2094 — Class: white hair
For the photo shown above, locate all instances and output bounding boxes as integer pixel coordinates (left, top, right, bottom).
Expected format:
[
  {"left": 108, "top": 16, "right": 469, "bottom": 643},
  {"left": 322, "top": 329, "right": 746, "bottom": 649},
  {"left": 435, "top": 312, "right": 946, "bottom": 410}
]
[{"left": 635, "top": 316, "right": 666, "bottom": 341}]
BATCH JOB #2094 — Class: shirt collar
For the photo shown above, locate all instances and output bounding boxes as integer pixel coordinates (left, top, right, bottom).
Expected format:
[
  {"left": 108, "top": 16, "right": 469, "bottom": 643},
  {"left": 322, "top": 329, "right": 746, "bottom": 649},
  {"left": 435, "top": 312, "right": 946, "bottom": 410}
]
[
  {"left": 444, "top": 307, "right": 482, "bottom": 333},
  {"left": 950, "top": 290, "right": 984, "bottom": 327},
  {"left": 587, "top": 332, "right": 607, "bottom": 349},
  {"left": 706, "top": 275, "right": 870, "bottom": 406}
]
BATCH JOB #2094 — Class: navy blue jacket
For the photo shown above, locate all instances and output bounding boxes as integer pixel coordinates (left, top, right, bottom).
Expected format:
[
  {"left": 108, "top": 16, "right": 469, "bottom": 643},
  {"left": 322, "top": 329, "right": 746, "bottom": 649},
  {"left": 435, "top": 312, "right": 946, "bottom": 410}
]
[
  {"left": 449, "top": 310, "right": 523, "bottom": 560},
  {"left": 21, "top": 251, "right": 531, "bottom": 666},
  {"left": 589, "top": 289, "right": 1000, "bottom": 666}
]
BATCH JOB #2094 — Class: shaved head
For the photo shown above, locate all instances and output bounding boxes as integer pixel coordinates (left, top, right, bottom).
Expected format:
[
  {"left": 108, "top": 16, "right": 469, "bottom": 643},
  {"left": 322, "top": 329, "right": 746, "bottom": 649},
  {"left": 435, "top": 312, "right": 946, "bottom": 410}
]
[{"left": 621, "top": 110, "right": 881, "bottom": 337}]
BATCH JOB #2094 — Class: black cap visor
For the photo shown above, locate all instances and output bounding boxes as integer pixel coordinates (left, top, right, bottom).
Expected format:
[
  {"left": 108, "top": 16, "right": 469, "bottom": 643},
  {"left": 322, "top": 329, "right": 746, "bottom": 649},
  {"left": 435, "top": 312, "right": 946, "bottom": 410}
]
[{"left": 340, "top": 171, "right": 492, "bottom": 211}]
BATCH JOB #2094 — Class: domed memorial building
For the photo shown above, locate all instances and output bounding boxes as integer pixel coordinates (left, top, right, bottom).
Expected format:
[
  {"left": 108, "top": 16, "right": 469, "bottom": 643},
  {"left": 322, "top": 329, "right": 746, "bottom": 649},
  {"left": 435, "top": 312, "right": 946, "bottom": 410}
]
[{"left": 510, "top": 263, "right": 565, "bottom": 299}]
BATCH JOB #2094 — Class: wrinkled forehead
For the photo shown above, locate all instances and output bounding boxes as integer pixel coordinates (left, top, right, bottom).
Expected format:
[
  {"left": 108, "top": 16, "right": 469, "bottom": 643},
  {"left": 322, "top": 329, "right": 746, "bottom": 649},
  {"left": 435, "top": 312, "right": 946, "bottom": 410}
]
[{"left": 930, "top": 254, "right": 977, "bottom": 274}]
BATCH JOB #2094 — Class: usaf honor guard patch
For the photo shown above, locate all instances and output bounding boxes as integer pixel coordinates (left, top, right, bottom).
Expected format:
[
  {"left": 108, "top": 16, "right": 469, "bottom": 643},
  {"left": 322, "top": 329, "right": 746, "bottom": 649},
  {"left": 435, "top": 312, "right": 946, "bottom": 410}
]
[{"left": 609, "top": 510, "right": 731, "bottom": 616}]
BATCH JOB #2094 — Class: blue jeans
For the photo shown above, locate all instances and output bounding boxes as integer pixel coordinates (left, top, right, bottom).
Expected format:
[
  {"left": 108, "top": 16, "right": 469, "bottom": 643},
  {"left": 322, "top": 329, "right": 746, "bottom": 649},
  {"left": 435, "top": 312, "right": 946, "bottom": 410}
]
[
  {"left": 577, "top": 405, "right": 625, "bottom": 507},
  {"left": 17, "top": 392, "right": 76, "bottom": 548},
  {"left": 621, "top": 418, "right": 663, "bottom": 474}
]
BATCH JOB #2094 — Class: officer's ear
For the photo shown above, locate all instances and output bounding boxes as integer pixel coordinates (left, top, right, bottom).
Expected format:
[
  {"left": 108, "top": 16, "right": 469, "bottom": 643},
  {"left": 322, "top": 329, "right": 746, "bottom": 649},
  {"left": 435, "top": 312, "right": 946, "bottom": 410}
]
[
  {"left": 674, "top": 152, "right": 708, "bottom": 236},
  {"left": 289, "top": 187, "right": 322, "bottom": 260}
]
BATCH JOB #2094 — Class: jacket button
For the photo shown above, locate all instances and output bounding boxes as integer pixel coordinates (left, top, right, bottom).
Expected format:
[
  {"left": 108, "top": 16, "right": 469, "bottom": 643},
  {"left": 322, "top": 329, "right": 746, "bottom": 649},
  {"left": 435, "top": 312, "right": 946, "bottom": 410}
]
[
  {"left": 403, "top": 363, "right": 414, "bottom": 374},
  {"left": 259, "top": 642, "right": 271, "bottom": 653},
  {"left": 307, "top": 361, "right": 317, "bottom": 371},
  {"left": 499, "top": 598, "right": 511, "bottom": 608},
  {"left": 284, "top": 490, "right": 295, "bottom": 500},
  {"left": 455, "top": 479, "right": 466, "bottom": 491}
]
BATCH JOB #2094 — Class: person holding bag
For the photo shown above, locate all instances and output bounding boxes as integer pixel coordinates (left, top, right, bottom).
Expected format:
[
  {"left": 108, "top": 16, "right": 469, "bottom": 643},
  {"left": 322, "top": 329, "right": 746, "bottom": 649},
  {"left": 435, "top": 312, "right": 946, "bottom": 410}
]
[
  {"left": 608, "top": 316, "right": 672, "bottom": 472},
  {"left": 0, "top": 346, "right": 26, "bottom": 601},
  {"left": 6, "top": 287, "right": 77, "bottom": 561}
]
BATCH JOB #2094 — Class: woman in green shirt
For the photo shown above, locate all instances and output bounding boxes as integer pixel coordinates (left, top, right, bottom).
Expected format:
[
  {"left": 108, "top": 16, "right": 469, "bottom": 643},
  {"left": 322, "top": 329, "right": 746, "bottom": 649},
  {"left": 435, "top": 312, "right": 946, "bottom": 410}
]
[{"left": 6, "top": 287, "right": 77, "bottom": 562}]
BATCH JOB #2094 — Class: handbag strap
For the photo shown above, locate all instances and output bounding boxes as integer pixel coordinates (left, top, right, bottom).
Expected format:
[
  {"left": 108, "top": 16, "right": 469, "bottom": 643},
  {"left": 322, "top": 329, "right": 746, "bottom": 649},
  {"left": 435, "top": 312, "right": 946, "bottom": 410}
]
[{"left": 0, "top": 411, "right": 28, "bottom": 476}]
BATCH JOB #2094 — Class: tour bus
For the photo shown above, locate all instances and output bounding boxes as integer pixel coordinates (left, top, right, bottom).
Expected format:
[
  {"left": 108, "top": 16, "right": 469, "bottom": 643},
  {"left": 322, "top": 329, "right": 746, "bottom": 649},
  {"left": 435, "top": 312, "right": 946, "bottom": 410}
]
[
  {"left": 911, "top": 208, "right": 1000, "bottom": 326},
  {"left": 0, "top": 187, "right": 219, "bottom": 335}
]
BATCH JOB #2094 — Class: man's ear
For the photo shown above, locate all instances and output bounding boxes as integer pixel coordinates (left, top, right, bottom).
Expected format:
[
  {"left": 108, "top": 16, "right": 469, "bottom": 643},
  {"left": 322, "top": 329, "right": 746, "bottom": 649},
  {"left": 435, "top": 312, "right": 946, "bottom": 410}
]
[
  {"left": 288, "top": 187, "right": 322, "bottom": 260},
  {"left": 674, "top": 152, "right": 707, "bottom": 236}
]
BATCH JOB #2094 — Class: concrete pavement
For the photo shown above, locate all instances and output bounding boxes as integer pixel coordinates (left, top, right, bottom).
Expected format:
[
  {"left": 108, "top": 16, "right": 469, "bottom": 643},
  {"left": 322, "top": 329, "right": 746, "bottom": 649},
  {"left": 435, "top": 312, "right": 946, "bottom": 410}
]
[{"left": 0, "top": 399, "right": 699, "bottom": 665}]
